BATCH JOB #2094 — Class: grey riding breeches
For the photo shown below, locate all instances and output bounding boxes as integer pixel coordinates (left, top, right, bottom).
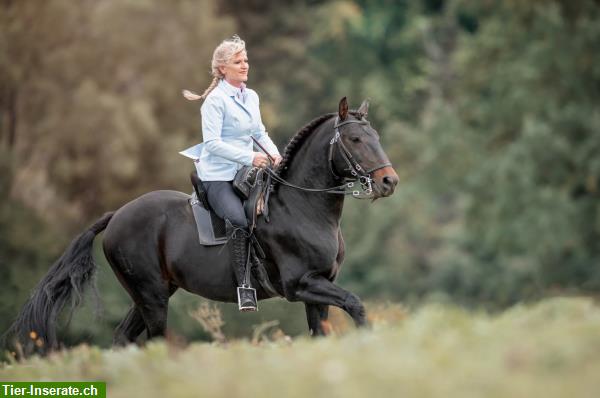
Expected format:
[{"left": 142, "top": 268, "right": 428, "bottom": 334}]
[{"left": 202, "top": 181, "right": 248, "bottom": 228}]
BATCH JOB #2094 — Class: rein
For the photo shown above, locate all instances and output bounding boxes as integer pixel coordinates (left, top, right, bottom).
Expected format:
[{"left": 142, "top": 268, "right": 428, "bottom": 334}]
[{"left": 266, "top": 116, "right": 391, "bottom": 199}]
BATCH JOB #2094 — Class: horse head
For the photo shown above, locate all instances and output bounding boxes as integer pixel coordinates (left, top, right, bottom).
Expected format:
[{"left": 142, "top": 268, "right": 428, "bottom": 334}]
[{"left": 330, "top": 97, "right": 399, "bottom": 198}]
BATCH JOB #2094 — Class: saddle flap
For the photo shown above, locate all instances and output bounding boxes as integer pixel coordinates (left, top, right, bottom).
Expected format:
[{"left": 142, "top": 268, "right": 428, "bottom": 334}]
[{"left": 189, "top": 192, "right": 228, "bottom": 246}]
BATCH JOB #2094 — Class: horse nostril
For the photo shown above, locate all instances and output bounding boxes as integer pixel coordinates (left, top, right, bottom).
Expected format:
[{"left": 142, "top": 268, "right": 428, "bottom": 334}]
[{"left": 382, "top": 175, "right": 398, "bottom": 188}]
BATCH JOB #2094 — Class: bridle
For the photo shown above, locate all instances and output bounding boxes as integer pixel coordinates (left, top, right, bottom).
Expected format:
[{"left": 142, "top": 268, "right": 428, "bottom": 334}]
[
  {"left": 265, "top": 115, "right": 392, "bottom": 199},
  {"left": 328, "top": 115, "right": 392, "bottom": 195}
]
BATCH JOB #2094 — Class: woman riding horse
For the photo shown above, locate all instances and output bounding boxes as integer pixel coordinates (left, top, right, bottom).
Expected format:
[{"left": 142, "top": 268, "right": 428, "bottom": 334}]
[
  {"left": 183, "top": 35, "right": 282, "bottom": 311},
  {"left": 5, "top": 39, "right": 399, "bottom": 355}
]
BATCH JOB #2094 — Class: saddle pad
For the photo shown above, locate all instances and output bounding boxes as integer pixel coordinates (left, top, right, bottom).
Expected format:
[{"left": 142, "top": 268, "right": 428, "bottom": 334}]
[{"left": 189, "top": 192, "right": 227, "bottom": 246}]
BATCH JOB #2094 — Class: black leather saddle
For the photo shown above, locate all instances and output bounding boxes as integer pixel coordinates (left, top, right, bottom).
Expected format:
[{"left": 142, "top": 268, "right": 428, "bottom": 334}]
[{"left": 189, "top": 170, "right": 266, "bottom": 246}]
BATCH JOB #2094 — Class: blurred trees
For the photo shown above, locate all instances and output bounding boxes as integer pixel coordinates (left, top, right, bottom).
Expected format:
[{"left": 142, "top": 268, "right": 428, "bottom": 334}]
[
  {"left": 0, "top": 152, "right": 65, "bottom": 335},
  {"left": 340, "top": 0, "right": 600, "bottom": 307},
  {"left": 1, "top": 0, "right": 234, "bottom": 343},
  {"left": 1, "top": 0, "right": 600, "bottom": 345},
  {"left": 2, "top": 0, "right": 232, "bottom": 228},
  {"left": 448, "top": 0, "right": 600, "bottom": 303}
]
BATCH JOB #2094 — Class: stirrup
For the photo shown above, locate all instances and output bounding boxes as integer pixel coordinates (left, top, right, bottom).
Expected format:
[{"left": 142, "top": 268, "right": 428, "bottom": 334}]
[{"left": 237, "top": 285, "right": 258, "bottom": 312}]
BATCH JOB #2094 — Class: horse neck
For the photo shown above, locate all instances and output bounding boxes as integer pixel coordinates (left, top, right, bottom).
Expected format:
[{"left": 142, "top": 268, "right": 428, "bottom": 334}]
[{"left": 272, "top": 118, "right": 344, "bottom": 224}]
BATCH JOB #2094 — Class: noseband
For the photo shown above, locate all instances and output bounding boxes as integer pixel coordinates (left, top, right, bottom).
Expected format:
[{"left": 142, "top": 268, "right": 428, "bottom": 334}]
[{"left": 266, "top": 115, "right": 391, "bottom": 198}]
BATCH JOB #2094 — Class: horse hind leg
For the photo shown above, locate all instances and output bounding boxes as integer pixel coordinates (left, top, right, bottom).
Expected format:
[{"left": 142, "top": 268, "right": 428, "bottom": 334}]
[
  {"left": 140, "top": 282, "right": 182, "bottom": 339},
  {"left": 139, "top": 300, "right": 169, "bottom": 339},
  {"left": 109, "top": 254, "right": 178, "bottom": 344},
  {"left": 113, "top": 290, "right": 178, "bottom": 346},
  {"left": 113, "top": 291, "right": 173, "bottom": 344},
  {"left": 113, "top": 306, "right": 145, "bottom": 346}
]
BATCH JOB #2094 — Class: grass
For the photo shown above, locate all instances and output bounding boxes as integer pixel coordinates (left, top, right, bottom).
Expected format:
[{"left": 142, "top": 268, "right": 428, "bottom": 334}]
[{"left": 2, "top": 297, "right": 600, "bottom": 398}]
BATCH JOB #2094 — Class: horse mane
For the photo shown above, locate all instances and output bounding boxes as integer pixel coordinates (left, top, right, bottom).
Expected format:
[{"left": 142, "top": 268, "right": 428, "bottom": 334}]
[
  {"left": 275, "top": 113, "right": 336, "bottom": 180},
  {"left": 276, "top": 111, "right": 364, "bottom": 181}
]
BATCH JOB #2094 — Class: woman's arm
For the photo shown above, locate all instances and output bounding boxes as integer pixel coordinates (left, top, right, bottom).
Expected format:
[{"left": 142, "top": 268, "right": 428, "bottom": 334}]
[
  {"left": 252, "top": 120, "right": 280, "bottom": 157},
  {"left": 249, "top": 91, "right": 280, "bottom": 157}
]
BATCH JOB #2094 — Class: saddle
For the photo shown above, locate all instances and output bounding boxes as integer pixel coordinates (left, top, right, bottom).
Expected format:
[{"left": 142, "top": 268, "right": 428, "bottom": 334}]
[{"left": 189, "top": 167, "right": 268, "bottom": 246}]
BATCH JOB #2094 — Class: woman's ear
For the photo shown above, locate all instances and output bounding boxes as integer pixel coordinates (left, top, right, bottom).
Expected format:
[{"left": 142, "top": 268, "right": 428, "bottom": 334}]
[{"left": 338, "top": 97, "right": 348, "bottom": 121}]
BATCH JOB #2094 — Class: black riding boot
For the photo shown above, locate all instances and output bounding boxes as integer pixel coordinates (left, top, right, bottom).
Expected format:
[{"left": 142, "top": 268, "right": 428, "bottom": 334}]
[{"left": 226, "top": 221, "right": 258, "bottom": 311}]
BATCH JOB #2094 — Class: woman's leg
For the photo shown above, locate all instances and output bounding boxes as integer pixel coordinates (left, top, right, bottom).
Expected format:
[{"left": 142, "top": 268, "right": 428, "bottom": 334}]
[
  {"left": 203, "top": 181, "right": 256, "bottom": 310},
  {"left": 203, "top": 181, "right": 247, "bottom": 228}
]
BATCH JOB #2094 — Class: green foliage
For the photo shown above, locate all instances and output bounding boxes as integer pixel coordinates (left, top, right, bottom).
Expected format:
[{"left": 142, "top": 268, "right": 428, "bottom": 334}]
[
  {"left": 3, "top": 298, "right": 600, "bottom": 398},
  {"left": 337, "top": 0, "right": 600, "bottom": 307},
  {"left": 455, "top": 0, "right": 600, "bottom": 290},
  {"left": 415, "top": 0, "right": 600, "bottom": 304},
  {"left": 0, "top": 150, "right": 66, "bottom": 335}
]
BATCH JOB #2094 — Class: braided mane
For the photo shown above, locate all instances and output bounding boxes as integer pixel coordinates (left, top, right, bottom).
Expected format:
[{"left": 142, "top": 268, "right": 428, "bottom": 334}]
[
  {"left": 275, "top": 113, "right": 336, "bottom": 180},
  {"left": 275, "top": 111, "right": 364, "bottom": 183}
]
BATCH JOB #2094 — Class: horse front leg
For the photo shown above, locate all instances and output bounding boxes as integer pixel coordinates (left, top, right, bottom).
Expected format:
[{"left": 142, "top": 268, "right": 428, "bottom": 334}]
[
  {"left": 296, "top": 273, "right": 368, "bottom": 328},
  {"left": 305, "top": 303, "right": 331, "bottom": 337}
]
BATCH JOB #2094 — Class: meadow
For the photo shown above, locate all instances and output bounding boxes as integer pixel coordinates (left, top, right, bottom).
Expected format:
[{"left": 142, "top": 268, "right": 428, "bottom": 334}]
[{"left": 2, "top": 297, "right": 600, "bottom": 398}]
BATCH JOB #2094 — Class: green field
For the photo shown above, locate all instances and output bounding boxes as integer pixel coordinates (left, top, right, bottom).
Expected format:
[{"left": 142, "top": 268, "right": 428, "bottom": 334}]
[{"left": 2, "top": 297, "right": 600, "bottom": 398}]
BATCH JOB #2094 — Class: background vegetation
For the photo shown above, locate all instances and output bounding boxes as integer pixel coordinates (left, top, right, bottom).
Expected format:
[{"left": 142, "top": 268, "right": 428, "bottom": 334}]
[
  {"left": 1, "top": 0, "right": 599, "bottom": 346},
  {"left": 3, "top": 298, "right": 600, "bottom": 397}
]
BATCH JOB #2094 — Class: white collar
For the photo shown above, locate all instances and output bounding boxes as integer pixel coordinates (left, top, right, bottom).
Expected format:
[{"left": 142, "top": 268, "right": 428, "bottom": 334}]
[{"left": 219, "top": 79, "right": 246, "bottom": 98}]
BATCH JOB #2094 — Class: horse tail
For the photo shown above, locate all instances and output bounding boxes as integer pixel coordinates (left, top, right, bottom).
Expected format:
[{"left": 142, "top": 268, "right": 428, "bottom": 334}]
[{"left": 4, "top": 211, "right": 115, "bottom": 356}]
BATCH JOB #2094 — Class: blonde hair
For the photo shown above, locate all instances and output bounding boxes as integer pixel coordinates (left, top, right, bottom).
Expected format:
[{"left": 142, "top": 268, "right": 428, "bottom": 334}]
[{"left": 182, "top": 35, "right": 247, "bottom": 101}]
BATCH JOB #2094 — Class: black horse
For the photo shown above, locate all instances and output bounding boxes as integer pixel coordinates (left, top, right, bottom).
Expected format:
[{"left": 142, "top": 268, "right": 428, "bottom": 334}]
[{"left": 5, "top": 97, "right": 398, "bottom": 355}]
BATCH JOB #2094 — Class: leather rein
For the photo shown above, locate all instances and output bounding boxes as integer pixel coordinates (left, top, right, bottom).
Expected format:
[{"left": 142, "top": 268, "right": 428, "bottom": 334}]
[{"left": 265, "top": 116, "right": 392, "bottom": 199}]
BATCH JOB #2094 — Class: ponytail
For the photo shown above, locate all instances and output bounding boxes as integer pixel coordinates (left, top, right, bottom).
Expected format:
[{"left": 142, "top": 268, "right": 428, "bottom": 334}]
[{"left": 182, "top": 76, "right": 221, "bottom": 101}]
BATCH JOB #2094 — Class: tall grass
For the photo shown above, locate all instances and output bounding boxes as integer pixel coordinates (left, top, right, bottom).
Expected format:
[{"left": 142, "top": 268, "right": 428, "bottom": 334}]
[{"left": 2, "top": 297, "right": 600, "bottom": 398}]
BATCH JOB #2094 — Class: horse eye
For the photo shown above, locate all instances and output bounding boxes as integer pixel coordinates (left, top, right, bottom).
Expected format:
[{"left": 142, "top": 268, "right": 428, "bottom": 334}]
[{"left": 351, "top": 137, "right": 361, "bottom": 143}]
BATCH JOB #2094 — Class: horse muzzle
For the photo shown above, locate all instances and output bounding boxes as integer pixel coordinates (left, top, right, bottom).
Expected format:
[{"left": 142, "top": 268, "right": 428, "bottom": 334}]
[{"left": 371, "top": 166, "right": 399, "bottom": 198}]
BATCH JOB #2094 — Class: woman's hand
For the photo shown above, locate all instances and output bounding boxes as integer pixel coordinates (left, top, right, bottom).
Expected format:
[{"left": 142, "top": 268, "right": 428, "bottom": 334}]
[
  {"left": 253, "top": 152, "right": 283, "bottom": 168},
  {"left": 252, "top": 152, "right": 270, "bottom": 168}
]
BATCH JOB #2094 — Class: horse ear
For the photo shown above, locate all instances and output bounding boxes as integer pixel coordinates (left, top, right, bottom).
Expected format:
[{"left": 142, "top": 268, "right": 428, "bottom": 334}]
[
  {"left": 338, "top": 97, "right": 349, "bottom": 121},
  {"left": 357, "top": 99, "right": 369, "bottom": 118}
]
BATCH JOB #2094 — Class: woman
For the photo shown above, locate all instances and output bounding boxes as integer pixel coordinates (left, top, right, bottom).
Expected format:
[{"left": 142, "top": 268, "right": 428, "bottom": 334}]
[{"left": 183, "top": 35, "right": 281, "bottom": 311}]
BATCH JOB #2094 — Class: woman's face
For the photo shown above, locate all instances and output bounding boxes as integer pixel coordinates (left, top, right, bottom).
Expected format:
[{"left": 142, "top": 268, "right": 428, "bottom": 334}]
[{"left": 220, "top": 51, "right": 249, "bottom": 87}]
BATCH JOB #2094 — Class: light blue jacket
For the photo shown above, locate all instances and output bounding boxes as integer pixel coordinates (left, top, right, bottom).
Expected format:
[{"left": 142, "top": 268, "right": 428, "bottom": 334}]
[{"left": 196, "top": 79, "right": 280, "bottom": 181}]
